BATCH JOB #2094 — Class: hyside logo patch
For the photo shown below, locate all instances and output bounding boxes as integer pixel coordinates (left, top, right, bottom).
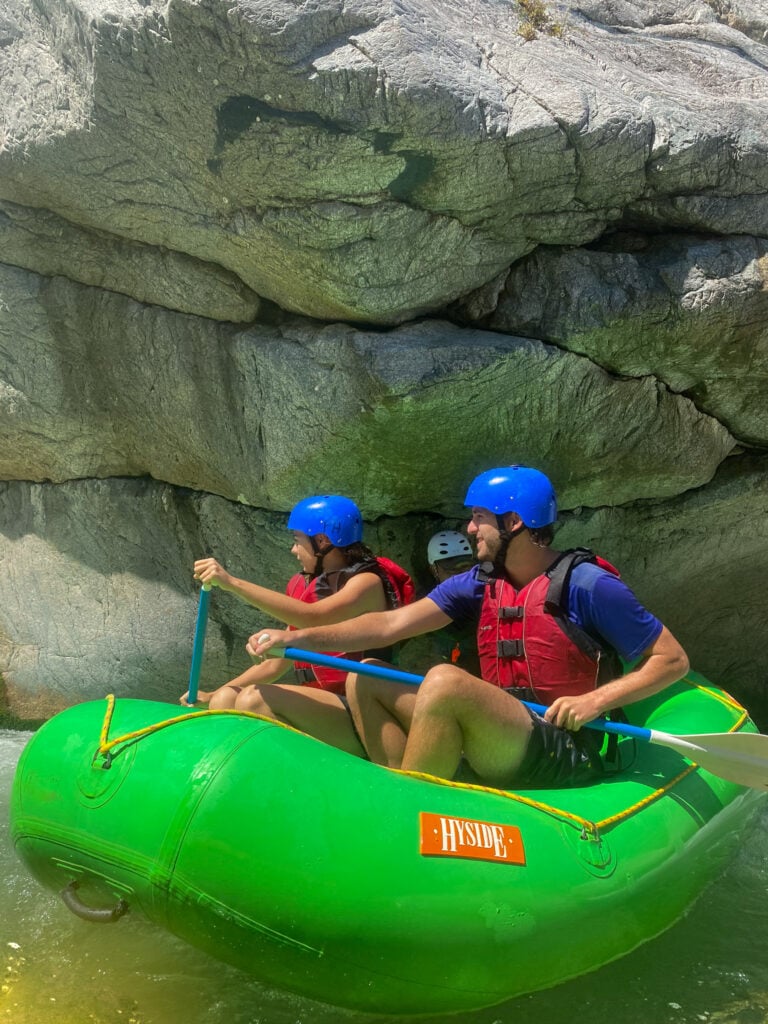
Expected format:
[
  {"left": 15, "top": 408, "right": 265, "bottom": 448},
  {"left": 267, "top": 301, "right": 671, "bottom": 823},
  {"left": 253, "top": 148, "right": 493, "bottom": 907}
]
[{"left": 419, "top": 812, "right": 526, "bottom": 865}]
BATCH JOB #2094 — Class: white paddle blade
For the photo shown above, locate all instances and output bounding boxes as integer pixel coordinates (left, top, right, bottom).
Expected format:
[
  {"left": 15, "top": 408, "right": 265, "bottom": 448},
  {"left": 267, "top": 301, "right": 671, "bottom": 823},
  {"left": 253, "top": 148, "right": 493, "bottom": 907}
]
[{"left": 649, "top": 730, "right": 768, "bottom": 790}]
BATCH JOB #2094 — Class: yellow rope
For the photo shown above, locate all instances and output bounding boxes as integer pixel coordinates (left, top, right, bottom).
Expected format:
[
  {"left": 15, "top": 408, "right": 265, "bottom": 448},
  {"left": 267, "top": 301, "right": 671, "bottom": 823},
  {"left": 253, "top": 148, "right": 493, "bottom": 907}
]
[
  {"left": 97, "top": 696, "right": 602, "bottom": 834},
  {"left": 96, "top": 693, "right": 307, "bottom": 758},
  {"left": 95, "top": 676, "right": 753, "bottom": 839},
  {"left": 585, "top": 682, "right": 749, "bottom": 831},
  {"left": 97, "top": 693, "right": 116, "bottom": 751},
  {"left": 389, "top": 766, "right": 602, "bottom": 834},
  {"left": 592, "top": 708, "right": 750, "bottom": 831},
  {"left": 683, "top": 677, "right": 747, "bottom": 713},
  {"left": 387, "top": 681, "right": 753, "bottom": 836},
  {"left": 593, "top": 764, "right": 698, "bottom": 831}
]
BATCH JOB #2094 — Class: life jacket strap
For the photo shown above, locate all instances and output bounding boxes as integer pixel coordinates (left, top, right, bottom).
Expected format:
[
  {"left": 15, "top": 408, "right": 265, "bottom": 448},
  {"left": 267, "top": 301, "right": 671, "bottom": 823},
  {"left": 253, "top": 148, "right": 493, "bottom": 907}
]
[
  {"left": 502, "top": 685, "right": 536, "bottom": 701},
  {"left": 544, "top": 547, "right": 596, "bottom": 613},
  {"left": 294, "top": 666, "right": 316, "bottom": 684}
]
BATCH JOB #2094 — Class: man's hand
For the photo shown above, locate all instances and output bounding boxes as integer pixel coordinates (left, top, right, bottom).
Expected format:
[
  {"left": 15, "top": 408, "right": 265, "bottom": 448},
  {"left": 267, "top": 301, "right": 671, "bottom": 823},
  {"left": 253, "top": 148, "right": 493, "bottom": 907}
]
[
  {"left": 246, "top": 629, "right": 291, "bottom": 661},
  {"left": 544, "top": 691, "right": 605, "bottom": 732}
]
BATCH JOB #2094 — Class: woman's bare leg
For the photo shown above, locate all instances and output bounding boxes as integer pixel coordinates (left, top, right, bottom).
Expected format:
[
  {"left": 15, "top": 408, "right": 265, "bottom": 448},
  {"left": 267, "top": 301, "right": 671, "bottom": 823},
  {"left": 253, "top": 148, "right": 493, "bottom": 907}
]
[
  {"left": 234, "top": 684, "right": 366, "bottom": 758},
  {"left": 208, "top": 685, "right": 243, "bottom": 710},
  {"left": 345, "top": 666, "right": 418, "bottom": 768},
  {"left": 196, "top": 659, "right": 291, "bottom": 711}
]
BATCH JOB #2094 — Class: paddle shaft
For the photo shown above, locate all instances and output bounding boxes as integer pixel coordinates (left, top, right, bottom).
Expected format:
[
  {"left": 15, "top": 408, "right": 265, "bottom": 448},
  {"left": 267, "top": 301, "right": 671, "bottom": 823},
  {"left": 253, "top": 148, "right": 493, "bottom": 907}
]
[
  {"left": 282, "top": 647, "right": 652, "bottom": 740},
  {"left": 280, "top": 648, "right": 768, "bottom": 790},
  {"left": 187, "top": 586, "right": 211, "bottom": 705}
]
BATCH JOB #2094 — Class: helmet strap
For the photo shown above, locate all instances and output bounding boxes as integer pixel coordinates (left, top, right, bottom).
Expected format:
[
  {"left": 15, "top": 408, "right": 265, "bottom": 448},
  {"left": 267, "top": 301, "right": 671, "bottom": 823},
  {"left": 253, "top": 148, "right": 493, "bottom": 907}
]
[
  {"left": 494, "top": 515, "right": 525, "bottom": 572},
  {"left": 309, "top": 536, "right": 334, "bottom": 578}
]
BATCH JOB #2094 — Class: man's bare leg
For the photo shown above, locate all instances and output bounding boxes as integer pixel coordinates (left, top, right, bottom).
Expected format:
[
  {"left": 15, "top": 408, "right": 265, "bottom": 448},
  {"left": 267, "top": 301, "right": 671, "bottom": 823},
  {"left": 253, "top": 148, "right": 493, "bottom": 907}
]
[{"left": 401, "top": 665, "right": 533, "bottom": 785}]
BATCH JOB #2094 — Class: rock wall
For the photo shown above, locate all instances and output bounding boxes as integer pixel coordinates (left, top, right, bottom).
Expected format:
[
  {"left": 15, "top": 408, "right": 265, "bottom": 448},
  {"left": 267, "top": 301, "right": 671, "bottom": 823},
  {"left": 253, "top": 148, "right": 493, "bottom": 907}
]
[{"left": 1, "top": 0, "right": 767, "bottom": 720}]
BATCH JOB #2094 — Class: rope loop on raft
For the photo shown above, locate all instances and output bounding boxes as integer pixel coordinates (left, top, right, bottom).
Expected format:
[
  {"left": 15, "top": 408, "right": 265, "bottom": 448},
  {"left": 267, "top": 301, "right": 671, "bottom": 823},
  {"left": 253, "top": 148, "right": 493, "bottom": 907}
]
[{"left": 94, "top": 675, "right": 751, "bottom": 838}]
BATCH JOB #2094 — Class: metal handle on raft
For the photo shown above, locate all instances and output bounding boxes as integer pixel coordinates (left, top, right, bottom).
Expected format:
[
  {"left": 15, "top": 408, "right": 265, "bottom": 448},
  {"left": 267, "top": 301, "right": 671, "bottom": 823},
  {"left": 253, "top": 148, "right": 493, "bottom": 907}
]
[{"left": 60, "top": 881, "right": 129, "bottom": 924}]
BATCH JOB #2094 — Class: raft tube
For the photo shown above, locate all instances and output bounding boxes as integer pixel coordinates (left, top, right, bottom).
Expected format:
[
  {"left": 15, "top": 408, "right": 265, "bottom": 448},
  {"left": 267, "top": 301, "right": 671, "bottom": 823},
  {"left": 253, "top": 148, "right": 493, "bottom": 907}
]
[{"left": 9, "top": 672, "right": 766, "bottom": 1015}]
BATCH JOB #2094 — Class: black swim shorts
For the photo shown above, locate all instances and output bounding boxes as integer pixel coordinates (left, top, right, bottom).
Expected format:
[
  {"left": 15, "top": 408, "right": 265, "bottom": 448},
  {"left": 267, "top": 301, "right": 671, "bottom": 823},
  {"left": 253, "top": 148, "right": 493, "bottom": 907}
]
[{"left": 512, "top": 704, "right": 604, "bottom": 788}]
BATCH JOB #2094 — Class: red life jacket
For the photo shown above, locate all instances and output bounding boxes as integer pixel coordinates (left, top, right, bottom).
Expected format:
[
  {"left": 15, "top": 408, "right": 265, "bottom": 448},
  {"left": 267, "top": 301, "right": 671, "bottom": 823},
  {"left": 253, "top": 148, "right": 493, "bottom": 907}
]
[
  {"left": 286, "top": 557, "right": 414, "bottom": 693},
  {"left": 476, "top": 549, "right": 621, "bottom": 705}
]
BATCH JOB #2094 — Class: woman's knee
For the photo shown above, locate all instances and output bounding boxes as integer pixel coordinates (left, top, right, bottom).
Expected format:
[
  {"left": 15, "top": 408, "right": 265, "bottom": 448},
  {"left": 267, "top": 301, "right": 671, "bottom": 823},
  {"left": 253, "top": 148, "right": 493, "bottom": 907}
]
[
  {"left": 208, "top": 685, "right": 241, "bottom": 710},
  {"left": 234, "top": 686, "right": 270, "bottom": 714}
]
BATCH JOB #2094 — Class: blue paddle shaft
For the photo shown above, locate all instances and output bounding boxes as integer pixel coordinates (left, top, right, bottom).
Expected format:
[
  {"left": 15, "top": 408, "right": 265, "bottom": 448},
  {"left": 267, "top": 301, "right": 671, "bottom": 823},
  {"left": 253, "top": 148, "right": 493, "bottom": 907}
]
[
  {"left": 187, "top": 586, "right": 211, "bottom": 704},
  {"left": 282, "top": 646, "right": 653, "bottom": 742}
]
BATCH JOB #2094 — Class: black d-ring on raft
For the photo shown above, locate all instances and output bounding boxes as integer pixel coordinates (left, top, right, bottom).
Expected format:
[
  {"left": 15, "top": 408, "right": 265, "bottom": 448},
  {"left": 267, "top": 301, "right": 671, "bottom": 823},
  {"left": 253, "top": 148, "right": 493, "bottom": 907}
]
[{"left": 60, "top": 880, "right": 129, "bottom": 923}]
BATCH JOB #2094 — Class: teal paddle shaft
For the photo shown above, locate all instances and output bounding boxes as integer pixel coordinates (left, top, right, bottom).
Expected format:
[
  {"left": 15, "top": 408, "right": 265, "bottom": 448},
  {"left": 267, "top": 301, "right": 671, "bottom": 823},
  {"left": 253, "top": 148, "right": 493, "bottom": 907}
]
[
  {"left": 187, "top": 586, "right": 211, "bottom": 705},
  {"left": 280, "top": 647, "right": 768, "bottom": 789}
]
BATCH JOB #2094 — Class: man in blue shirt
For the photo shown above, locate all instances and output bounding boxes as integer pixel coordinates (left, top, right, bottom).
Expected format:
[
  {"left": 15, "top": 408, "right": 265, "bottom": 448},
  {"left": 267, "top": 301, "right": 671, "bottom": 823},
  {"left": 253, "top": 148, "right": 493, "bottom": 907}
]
[{"left": 249, "top": 467, "right": 689, "bottom": 788}]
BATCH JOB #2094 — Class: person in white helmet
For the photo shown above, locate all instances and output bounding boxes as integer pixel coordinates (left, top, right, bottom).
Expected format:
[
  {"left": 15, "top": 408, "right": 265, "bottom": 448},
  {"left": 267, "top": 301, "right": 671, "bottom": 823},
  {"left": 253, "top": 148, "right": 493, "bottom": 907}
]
[
  {"left": 397, "top": 530, "right": 479, "bottom": 676},
  {"left": 248, "top": 467, "right": 688, "bottom": 788},
  {"left": 426, "top": 530, "right": 474, "bottom": 582}
]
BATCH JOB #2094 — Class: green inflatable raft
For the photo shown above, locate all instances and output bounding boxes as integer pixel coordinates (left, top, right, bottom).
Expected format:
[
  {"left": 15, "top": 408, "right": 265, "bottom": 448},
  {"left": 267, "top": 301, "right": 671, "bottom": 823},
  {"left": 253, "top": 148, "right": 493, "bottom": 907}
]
[{"left": 9, "top": 672, "right": 766, "bottom": 1015}]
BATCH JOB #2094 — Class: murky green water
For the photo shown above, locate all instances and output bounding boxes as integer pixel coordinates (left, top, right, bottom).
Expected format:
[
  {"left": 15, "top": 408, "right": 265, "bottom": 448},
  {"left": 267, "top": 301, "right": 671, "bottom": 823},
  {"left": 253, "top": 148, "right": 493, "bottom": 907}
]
[{"left": 2, "top": 728, "right": 767, "bottom": 1024}]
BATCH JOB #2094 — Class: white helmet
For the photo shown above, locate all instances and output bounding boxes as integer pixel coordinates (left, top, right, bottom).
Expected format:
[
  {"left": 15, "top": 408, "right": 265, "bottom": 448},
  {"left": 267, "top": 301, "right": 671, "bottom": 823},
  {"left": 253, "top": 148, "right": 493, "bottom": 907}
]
[{"left": 427, "top": 530, "right": 472, "bottom": 565}]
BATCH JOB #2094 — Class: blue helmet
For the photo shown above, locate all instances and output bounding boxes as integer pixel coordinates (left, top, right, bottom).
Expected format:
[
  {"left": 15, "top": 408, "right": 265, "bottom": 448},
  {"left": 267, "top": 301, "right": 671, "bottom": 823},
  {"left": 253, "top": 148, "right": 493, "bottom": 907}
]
[
  {"left": 464, "top": 467, "right": 557, "bottom": 528},
  {"left": 287, "top": 495, "right": 363, "bottom": 547}
]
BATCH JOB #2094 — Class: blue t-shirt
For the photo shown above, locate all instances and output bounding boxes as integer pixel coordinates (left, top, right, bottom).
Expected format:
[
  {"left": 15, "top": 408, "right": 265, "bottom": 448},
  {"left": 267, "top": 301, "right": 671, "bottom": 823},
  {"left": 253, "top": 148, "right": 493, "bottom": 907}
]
[{"left": 428, "top": 561, "right": 662, "bottom": 664}]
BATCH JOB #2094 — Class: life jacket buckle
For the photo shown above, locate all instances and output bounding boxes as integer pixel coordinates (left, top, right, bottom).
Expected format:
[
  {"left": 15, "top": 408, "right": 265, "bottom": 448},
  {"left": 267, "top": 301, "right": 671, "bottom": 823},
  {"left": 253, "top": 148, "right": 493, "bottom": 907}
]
[
  {"left": 497, "top": 639, "right": 524, "bottom": 658},
  {"left": 499, "top": 606, "right": 524, "bottom": 620}
]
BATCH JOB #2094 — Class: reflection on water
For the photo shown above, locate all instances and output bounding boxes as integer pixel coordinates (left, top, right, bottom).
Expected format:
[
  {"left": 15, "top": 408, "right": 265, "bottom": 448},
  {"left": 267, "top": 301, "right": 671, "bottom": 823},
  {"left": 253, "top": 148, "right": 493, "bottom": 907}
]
[{"left": 2, "top": 729, "right": 767, "bottom": 1024}]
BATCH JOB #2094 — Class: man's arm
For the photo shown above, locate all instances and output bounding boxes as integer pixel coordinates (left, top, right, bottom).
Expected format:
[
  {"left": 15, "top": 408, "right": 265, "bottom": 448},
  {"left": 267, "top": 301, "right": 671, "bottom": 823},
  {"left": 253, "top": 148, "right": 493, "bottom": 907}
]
[
  {"left": 247, "top": 597, "right": 452, "bottom": 659},
  {"left": 544, "top": 625, "right": 689, "bottom": 731}
]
